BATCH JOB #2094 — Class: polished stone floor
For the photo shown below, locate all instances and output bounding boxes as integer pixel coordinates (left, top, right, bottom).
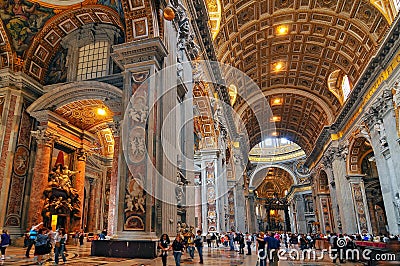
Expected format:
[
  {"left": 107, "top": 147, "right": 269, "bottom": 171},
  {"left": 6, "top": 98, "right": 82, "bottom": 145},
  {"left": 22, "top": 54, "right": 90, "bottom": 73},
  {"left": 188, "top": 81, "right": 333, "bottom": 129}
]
[{"left": 0, "top": 241, "right": 370, "bottom": 265}]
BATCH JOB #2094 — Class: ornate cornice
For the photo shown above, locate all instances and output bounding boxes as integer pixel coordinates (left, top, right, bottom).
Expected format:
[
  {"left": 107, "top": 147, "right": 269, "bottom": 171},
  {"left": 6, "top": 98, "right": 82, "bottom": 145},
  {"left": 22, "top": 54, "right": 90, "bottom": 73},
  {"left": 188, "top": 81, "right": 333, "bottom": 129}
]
[{"left": 111, "top": 37, "right": 168, "bottom": 70}]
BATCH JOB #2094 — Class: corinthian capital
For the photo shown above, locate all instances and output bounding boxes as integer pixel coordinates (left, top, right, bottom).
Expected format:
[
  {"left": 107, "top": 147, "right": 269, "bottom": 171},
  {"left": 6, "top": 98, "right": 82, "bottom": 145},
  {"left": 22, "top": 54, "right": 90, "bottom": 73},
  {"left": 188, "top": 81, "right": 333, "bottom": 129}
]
[
  {"left": 371, "top": 88, "right": 394, "bottom": 119},
  {"left": 31, "top": 128, "right": 60, "bottom": 147}
]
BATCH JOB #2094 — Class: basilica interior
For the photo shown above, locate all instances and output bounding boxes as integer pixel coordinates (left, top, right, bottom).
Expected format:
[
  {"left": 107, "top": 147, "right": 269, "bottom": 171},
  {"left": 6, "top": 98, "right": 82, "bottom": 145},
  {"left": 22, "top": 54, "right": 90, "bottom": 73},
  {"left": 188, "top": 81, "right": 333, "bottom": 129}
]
[{"left": 1, "top": 0, "right": 400, "bottom": 259}]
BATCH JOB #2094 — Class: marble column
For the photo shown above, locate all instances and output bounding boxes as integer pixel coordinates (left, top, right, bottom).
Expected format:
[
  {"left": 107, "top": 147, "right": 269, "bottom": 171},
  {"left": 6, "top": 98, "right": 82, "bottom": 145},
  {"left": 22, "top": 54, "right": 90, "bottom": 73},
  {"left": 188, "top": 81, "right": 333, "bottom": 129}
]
[
  {"left": 330, "top": 144, "right": 359, "bottom": 234},
  {"left": 87, "top": 178, "right": 97, "bottom": 232},
  {"left": 112, "top": 37, "right": 167, "bottom": 239},
  {"left": 200, "top": 149, "right": 219, "bottom": 233},
  {"left": 322, "top": 155, "right": 341, "bottom": 233},
  {"left": 107, "top": 120, "right": 120, "bottom": 236},
  {"left": 295, "top": 194, "right": 307, "bottom": 233},
  {"left": 347, "top": 175, "right": 372, "bottom": 234},
  {"left": 28, "top": 129, "right": 59, "bottom": 227},
  {"left": 74, "top": 148, "right": 87, "bottom": 230},
  {"left": 247, "top": 191, "right": 256, "bottom": 233},
  {"left": 364, "top": 89, "right": 400, "bottom": 234},
  {"left": 367, "top": 196, "right": 379, "bottom": 235}
]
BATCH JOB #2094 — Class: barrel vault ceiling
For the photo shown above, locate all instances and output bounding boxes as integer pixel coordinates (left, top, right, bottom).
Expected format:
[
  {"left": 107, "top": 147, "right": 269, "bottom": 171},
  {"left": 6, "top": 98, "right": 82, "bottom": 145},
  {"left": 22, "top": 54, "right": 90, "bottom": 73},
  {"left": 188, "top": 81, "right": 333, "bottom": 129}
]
[{"left": 213, "top": 0, "right": 392, "bottom": 154}]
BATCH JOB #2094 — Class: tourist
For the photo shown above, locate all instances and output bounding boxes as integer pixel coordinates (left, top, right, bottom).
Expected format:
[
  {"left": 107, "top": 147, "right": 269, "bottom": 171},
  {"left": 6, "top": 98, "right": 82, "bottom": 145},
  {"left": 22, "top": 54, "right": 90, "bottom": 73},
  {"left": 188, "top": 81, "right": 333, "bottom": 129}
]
[
  {"left": 266, "top": 232, "right": 280, "bottom": 263},
  {"left": 194, "top": 230, "right": 204, "bottom": 264},
  {"left": 26, "top": 222, "right": 43, "bottom": 258},
  {"left": 79, "top": 230, "right": 84, "bottom": 246},
  {"left": 282, "top": 232, "right": 288, "bottom": 249},
  {"left": 54, "top": 229, "right": 67, "bottom": 265},
  {"left": 245, "top": 232, "right": 252, "bottom": 255},
  {"left": 237, "top": 232, "right": 245, "bottom": 254},
  {"left": 34, "top": 228, "right": 50, "bottom": 265},
  {"left": 73, "top": 231, "right": 79, "bottom": 245},
  {"left": 206, "top": 232, "right": 211, "bottom": 247},
  {"left": 98, "top": 230, "right": 106, "bottom": 240},
  {"left": 0, "top": 229, "right": 11, "bottom": 260},
  {"left": 256, "top": 232, "right": 267, "bottom": 266},
  {"left": 299, "top": 234, "right": 308, "bottom": 250},
  {"left": 172, "top": 234, "right": 185, "bottom": 266},
  {"left": 186, "top": 230, "right": 195, "bottom": 260},
  {"left": 229, "top": 232, "right": 235, "bottom": 251},
  {"left": 158, "top": 234, "right": 170, "bottom": 266}
]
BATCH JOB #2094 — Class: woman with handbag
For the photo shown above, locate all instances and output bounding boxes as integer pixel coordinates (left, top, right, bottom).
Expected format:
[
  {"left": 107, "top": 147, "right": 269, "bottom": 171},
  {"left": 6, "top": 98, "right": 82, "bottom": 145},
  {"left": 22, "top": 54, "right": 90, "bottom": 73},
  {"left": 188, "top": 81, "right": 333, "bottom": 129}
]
[
  {"left": 54, "top": 229, "right": 68, "bottom": 265},
  {"left": 0, "top": 229, "right": 11, "bottom": 260}
]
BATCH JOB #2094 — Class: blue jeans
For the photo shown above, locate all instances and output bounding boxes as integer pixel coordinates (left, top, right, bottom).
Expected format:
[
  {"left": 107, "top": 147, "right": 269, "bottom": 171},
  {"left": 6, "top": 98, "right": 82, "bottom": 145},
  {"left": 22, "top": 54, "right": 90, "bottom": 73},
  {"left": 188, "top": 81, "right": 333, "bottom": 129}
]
[
  {"left": 187, "top": 246, "right": 195, "bottom": 259},
  {"left": 196, "top": 246, "right": 203, "bottom": 263},
  {"left": 54, "top": 244, "right": 66, "bottom": 264},
  {"left": 173, "top": 251, "right": 182, "bottom": 266}
]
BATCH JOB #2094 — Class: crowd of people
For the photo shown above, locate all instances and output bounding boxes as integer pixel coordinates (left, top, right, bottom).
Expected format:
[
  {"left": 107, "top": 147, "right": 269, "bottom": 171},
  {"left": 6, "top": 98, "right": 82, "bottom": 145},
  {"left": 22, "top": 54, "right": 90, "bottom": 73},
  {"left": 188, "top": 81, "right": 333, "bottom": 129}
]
[
  {"left": 157, "top": 229, "right": 400, "bottom": 265},
  {"left": 1, "top": 220, "right": 399, "bottom": 265},
  {"left": 158, "top": 230, "right": 204, "bottom": 266},
  {"left": 22, "top": 222, "right": 87, "bottom": 265}
]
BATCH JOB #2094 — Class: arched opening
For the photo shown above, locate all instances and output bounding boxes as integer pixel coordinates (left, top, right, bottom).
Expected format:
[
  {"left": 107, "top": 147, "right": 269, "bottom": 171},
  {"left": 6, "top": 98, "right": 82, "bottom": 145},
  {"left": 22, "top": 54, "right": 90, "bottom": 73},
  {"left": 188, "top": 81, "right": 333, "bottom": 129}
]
[
  {"left": 254, "top": 167, "right": 294, "bottom": 232},
  {"left": 362, "top": 152, "right": 389, "bottom": 235}
]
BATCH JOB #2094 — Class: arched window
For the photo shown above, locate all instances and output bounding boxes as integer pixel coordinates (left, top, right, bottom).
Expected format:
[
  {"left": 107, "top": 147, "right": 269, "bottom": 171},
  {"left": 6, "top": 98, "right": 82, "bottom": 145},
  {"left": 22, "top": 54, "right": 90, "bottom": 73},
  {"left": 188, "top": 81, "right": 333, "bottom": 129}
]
[
  {"left": 342, "top": 75, "right": 351, "bottom": 101},
  {"left": 77, "top": 41, "right": 110, "bottom": 81}
]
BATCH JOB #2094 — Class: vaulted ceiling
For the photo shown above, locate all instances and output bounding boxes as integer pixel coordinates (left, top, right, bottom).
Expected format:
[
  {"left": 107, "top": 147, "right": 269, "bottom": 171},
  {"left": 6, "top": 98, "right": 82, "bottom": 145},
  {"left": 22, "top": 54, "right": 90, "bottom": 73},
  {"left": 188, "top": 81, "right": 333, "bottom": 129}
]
[
  {"left": 255, "top": 167, "right": 294, "bottom": 198},
  {"left": 214, "top": 0, "right": 392, "bottom": 154}
]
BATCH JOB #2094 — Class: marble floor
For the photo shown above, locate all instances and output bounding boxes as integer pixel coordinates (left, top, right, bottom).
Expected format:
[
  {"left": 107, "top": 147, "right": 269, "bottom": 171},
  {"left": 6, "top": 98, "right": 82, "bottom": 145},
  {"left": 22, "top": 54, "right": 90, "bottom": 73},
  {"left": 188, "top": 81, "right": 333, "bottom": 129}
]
[{"left": 0, "top": 242, "right": 373, "bottom": 265}]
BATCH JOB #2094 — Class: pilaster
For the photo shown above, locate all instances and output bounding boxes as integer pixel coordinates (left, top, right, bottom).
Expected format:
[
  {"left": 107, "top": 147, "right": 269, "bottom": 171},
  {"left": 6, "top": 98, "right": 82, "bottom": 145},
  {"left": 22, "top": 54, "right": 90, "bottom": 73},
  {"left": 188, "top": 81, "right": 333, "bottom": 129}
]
[
  {"left": 329, "top": 143, "right": 359, "bottom": 234},
  {"left": 112, "top": 37, "right": 167, "bottom": 239},
  {"left": 346, "top": 175, "right": 372, "bottom": 234}
]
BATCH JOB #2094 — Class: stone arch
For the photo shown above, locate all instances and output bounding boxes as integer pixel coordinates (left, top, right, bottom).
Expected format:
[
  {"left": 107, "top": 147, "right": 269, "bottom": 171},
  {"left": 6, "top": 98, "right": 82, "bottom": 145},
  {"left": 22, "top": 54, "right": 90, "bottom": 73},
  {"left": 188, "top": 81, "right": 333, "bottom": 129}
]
[
  {"left": 23, "top": 6, "right": 125, "bottom": 83},
  {"left": 249, "top": 163, "right": 297, "bottom": 189},
  {"left": 347, "top": 136, "right": 373, "bottom": 174},
  {"left": 26, "top": 81, "right": 122, "bottom": 115}
]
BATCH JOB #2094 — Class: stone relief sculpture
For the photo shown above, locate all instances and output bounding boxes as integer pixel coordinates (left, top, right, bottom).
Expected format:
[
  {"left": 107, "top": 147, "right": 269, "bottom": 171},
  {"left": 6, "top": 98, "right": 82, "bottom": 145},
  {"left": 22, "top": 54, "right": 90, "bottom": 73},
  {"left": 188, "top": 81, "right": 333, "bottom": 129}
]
[
  {"left": 128, "top": 96, "right": 148, "bottom": 124},
  {"left": 125, "top": 175, "right": 146, "bottom": 214}
]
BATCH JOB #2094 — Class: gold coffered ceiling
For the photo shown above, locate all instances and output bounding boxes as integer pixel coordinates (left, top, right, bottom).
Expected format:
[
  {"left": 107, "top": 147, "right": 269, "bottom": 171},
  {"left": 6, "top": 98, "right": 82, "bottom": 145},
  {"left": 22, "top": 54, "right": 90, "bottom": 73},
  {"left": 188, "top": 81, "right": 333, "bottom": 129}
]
[
  {"left": 214, "top": 0, "right": 392, "bottom": 154},
  {"left": 55, "top": 99, "right": 113, "bottom": 133}
]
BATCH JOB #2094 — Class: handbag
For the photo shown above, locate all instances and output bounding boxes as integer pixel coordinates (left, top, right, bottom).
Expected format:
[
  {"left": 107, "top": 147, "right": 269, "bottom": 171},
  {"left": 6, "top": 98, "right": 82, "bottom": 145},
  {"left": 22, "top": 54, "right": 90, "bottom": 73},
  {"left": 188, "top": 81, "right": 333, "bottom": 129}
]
[{"left": 55, "top": 242, "right": 61, "bottom": 248}]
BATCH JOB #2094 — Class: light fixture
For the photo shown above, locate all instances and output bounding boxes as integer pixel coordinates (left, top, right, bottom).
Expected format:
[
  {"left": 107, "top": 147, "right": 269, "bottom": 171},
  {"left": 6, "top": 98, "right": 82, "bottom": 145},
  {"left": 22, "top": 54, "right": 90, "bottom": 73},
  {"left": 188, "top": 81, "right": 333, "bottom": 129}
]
[
  {"left": 163, "top": 6, "right": 176, "bottom": 21},
  {"left": 97, "top": 106, "right": 107, "bottom": 116},
  {"left": 271, "top": 97, "right": 283, "bottom": 106},
  {"left": 270, "top": 116, "right": 281, "bottom": 122},
  {"left": 273, "top": 62, "right": 284, "bottom": 72},
  {"left": 276, "top": 25, "right": 289, "bottom": 35}
]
